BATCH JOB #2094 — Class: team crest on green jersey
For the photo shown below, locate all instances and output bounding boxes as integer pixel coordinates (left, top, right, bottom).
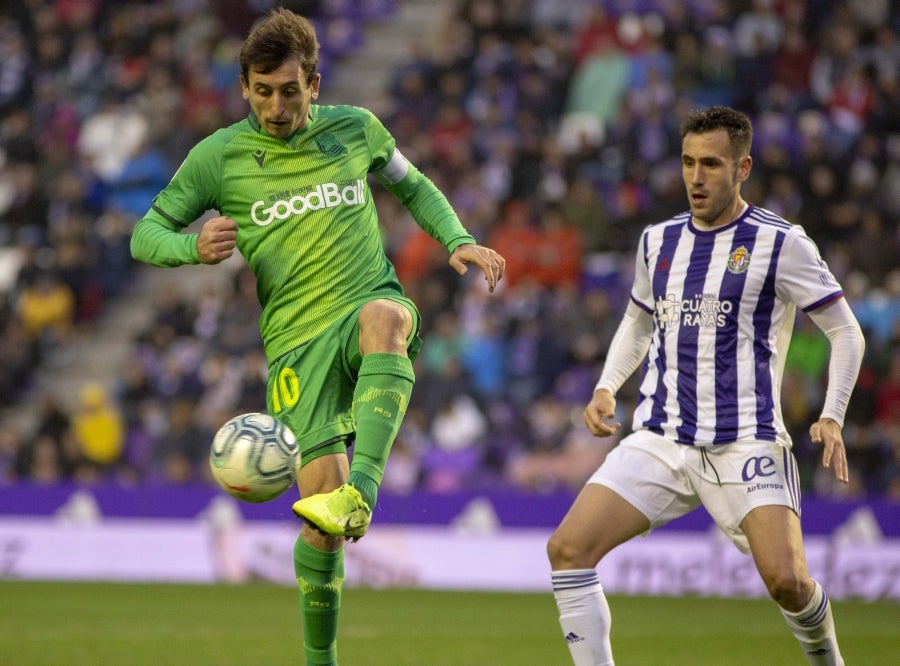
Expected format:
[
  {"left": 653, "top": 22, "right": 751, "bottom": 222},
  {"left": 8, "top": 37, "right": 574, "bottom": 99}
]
[{"left": 315, "top": 132, "right": 347, "bottom": 157}]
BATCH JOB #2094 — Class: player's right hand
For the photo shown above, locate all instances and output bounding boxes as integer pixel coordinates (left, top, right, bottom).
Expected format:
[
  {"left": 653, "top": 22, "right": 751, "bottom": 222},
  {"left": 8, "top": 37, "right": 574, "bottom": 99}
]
[
  {"left": 584, "top": 388, "right": 621, "bottom": 438},
  {"left": 197, "top": 216, "right": 238, "bottom": 264},
  {"left": 809, "top": 417, "right": 849, "bottom": 484},
  {"left": 448, "top": 243, "right": 506, "bottom": 293}
]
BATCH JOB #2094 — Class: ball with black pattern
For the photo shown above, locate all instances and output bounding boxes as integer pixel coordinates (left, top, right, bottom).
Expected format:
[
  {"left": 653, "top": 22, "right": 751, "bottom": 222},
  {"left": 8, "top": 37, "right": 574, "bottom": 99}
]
[{"left": 209, "top": 412, "right": 300, "bottom": 503}]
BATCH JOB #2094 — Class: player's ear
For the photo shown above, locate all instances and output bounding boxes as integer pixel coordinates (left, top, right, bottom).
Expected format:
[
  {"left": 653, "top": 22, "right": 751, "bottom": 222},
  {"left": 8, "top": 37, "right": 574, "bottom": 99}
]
[
  {"left": 737, "top": 155, "right": 752, "bottom": 183},
  {"left": 240, "top": 73, "right": 249, "bottom": 100},
  {"left": 310, "top": 73, "right": 321, "bottom": 99}
]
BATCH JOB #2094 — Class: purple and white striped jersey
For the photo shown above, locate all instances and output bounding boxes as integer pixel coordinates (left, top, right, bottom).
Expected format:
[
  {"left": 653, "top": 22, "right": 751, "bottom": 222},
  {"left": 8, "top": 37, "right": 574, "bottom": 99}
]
[{"left": 630, "top": 205, "right": 843, "bottom": 448}]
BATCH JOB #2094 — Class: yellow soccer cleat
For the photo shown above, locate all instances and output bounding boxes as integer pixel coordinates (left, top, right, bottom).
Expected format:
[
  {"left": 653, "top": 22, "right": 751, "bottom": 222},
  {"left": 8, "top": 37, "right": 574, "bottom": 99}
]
[{"left": 292, "top": 483, "right": 372, "bottom": 541}]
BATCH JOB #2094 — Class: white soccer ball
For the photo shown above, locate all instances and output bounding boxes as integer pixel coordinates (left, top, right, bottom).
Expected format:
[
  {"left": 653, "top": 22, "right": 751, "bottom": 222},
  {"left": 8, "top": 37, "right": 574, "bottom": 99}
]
[{"left": 209, "top": 412, "right": 300, "bottom": 503}]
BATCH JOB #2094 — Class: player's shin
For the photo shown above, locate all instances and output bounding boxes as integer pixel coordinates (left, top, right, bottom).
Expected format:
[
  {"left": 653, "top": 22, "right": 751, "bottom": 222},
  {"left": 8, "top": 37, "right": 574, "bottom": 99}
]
[
  {"left": 780, "top": 580, "right": 844, "bottom": 666},
  {"left": 348, "top": 352, "right": 414, "bottom": 508},
  {"left": 294, "top": 535, "right": 344, "bottom": 666},
  {"left": 552, "top": 569, "right": 615, "bottom": 666}
]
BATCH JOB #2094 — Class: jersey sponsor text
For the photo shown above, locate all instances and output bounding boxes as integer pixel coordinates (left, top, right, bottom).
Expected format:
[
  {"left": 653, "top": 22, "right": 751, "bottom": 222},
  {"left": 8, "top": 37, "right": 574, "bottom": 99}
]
[{"left": 251, "top": 180, "right": 366, "bottom": 226}]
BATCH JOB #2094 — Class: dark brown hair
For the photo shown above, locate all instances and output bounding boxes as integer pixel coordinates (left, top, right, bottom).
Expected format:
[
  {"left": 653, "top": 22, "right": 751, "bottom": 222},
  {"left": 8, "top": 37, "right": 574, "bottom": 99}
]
[
  {"left": 680, "top": 106, "right": 753, "bottom": 159},
  {"left": 239, "top": 7, "right": 319, "bottom": 84}
]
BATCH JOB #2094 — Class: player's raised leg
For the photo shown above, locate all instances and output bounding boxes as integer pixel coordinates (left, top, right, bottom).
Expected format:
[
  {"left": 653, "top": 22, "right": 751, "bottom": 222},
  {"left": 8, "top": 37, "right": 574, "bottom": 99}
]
[
  {"left": 742, "top": 505, "right": 844, "bottom": 666},
  {"left": 293, "top": 300, "right": 415, "bottom": 539},
  {"left": 547, "top": 484, "right": 651, "bottom": 666}
]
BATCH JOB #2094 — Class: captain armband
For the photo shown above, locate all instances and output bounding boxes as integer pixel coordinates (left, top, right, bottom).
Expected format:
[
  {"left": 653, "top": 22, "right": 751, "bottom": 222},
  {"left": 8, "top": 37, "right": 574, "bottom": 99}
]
[{"left": 374, "top": 149, "right": 410, "bottom": 185}]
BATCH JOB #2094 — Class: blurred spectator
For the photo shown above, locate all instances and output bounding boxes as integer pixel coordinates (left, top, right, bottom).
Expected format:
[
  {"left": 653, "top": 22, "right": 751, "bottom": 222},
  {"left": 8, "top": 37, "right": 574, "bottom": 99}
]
[
  {"left": 0, "top": 162, "right": 49, "bottom": 243},
  {"left": 424, "top": 387, "right": 488, "bottom": 493},
  {"left": 564, "top": 32, "right": 629, "bottom": 128},
  {"left": 570, "top": 5, "right": 617, "bottom": 68},
  {"left": 94, "top": 209, "right": 137, "bottom": 299},
  {"left": 76, "top": 91, "right": 149, "bottom": 183},
  {"left": 694, "top": 26, "right": 735, "bottom": 108},
  {"left": 785, "top": 316, "right": 830, "bottom": 388},
  {"left": 559, "top": 176, "right": 614, "bottom": 253},
  {"left": 0, "top": 424, "right": 24, "bottom": 483},
  {"left": 0, "top": 311, "right": 38, "bottom": 406},
  {"left": 105, "top": 138, "right": 173, "bottom": 219},
  {"left": 847, "top": 270, "right": 900, "bottom": 349},
  {"left": 71, "top": 382, "right": 125, "bottom": 475},
  {"left": 460, "top": 310, "right": 508, "bottom": 402},
  {"left": 486, "top": 199, "right": 542, "bottom": 289},
  {"left": 733, "top": 0, "right": 783, "bottom": 58},
  {"left": 770, "top": 23, "right": 816, "bottom": 108},
  {"left": 156, "top": 396, "right": 212, "bottom": 484},
  {"left": 0, "top": 22, "right": 30, "bottom": 117},
  {"left": 874, "top": 352, "right": 900, "bottom": 428},
  {"left": 14, "top": 395, "right": 82, "bottom": 483},
  {"left": 16, "top": 269, "right": 76, "bottom": 350},
  {"left": 532, "top": 205, "right": 582, "bottom": 288}
]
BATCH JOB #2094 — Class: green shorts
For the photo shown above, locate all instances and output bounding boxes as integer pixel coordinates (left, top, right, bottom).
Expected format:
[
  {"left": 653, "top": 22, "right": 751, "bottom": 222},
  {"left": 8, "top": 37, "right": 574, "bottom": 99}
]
[{"left": 266, "top": 296, "right": 421, "bottom": 467}]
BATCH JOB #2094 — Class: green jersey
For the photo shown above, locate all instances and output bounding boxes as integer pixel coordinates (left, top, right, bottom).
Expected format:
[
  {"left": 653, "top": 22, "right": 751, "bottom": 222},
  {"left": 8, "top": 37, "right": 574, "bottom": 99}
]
[{"left": 131, "top": 105, "right": 475, "bottom": 362}]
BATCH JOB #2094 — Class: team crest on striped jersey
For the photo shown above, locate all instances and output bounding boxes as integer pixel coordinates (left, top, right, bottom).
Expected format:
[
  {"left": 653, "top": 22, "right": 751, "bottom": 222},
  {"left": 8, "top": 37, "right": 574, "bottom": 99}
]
[
  {"left": 727, "top": 246, "right": 751, "bottom": 274},
  {"left": 315, "top": 132, "right": 347, "bottom": 157}
]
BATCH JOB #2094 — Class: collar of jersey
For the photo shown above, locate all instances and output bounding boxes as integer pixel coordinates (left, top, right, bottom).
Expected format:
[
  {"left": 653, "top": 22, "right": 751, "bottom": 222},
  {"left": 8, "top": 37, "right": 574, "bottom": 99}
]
[
  {"left": 688, "top": 203, "right": 753, "bottom": 235},
  {"left": 247, "top": 110, "right": 314, "bottom": 148}
]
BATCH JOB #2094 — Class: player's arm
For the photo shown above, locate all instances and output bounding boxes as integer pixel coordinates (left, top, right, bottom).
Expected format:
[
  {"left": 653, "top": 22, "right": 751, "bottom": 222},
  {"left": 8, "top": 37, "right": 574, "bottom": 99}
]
[
  {"left": 133, "top": 212, "right": 237, "bottom": 267},
  {"left": 131, "top": 209, "right": 201, "bottom": 267},
  {"left": 778, "top": 229, "right": 865, "bottom": 483},
  {"left": 373, "top": 149, "right": 472, "bottom": 250},
  {"left": 585, "top": 300, "right": 654, "bottom": 437},
  {"left": 806, "top": 297, "right": 866, "bottom": 484},
  {"left": 374, "top": 148, "right": 505, "bottom": 291},
  {"left": 131, "top": 139, "right": 224, "bottom": 267}
]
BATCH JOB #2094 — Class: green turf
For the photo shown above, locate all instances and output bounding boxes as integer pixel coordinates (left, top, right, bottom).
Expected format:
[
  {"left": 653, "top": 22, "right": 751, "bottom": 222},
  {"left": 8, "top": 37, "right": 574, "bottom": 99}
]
[{"left": 0, "top": 581, "right": 896, "bottom": 665}]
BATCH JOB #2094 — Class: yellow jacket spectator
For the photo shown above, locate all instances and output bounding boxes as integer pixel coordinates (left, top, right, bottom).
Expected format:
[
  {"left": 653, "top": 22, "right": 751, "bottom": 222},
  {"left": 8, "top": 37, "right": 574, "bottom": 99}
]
[
  {"left": 72, "top": 383, "right": 124, "bottom": 467},
  {"left": 16, "top": 271, "right": 75, "bottom": 344}
]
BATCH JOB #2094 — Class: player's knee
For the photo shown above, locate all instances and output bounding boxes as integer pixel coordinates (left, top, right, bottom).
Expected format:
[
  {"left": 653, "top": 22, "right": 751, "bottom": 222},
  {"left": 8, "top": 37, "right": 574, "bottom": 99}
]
[
  {"left": 763, "top": 569, "right": 810, "bottom": 609},
  {"left": 547, "top": 528, "right": 584, "bottom": 570},
  {"left": 546, "top": 530, "right": 566, "bottom": 567},
  {"left": 359, "top": 300, "right": 412, "bottom": 352}
]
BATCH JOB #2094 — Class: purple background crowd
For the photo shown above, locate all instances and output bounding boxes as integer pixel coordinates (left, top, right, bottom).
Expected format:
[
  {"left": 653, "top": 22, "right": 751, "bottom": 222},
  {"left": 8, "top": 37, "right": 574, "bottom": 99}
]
[{"left": 0, "top": 0, "right": 897, "bottom": 500}]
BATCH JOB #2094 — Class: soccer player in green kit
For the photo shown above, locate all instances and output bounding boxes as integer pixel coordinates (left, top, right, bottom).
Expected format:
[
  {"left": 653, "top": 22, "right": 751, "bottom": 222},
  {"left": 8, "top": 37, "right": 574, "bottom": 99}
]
[{"left": 131, "top": 8, "right": 505, "bottom": 665}]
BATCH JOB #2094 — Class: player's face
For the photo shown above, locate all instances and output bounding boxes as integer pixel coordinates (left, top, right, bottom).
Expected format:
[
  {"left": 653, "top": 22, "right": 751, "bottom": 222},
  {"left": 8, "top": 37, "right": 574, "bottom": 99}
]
[
  {"left": 681, "top": 129, "right": 751, "bottom": 228},
  {"left": 242, "top": 58, "right": 320, "bottom": 139}
]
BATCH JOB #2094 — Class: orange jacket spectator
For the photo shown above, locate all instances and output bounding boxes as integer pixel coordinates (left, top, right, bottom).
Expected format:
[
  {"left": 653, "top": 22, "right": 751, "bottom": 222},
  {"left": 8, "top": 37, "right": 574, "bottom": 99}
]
[
  {"left": 486, "top": 199, "right": 542, "bottom": 288},
  {"left": 534, "top": 207, "right": 582, "bottom": 288}
]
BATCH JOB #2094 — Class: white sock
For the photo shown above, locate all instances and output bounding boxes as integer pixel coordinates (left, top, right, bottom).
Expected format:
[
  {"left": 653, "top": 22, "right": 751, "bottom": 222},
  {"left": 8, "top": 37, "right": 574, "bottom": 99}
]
[
  {"left": 552, "top": 569, "right": 614, "bottom": 666},
  {"left": 780, "top": 580, "right": 844, "bottom": 666}
]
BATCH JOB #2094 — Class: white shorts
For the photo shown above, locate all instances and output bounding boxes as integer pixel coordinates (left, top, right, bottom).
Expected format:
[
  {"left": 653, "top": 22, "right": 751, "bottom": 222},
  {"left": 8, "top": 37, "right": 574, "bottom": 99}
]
[{"left": 588, "top": 430, "right": 802, "bottom": 553}]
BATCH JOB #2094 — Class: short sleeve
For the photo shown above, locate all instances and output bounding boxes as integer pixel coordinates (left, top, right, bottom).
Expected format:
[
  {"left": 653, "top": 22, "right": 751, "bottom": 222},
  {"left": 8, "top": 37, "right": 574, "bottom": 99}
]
[
  {"left": 359, "top": 108, "right": 396, "bottom": 173},
  {"left": 776, "top": 228, "right": 843, "bottom": 312},
  {"left": 630, "top": 228, "right": 654, "bottom": 314},
  {"left": 151, "top": 137, "right": 221, "bottom": 226}
]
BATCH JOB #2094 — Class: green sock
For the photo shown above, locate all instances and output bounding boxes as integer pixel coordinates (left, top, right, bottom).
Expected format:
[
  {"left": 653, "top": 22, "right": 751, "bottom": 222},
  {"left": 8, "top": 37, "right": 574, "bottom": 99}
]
[
  {"left": 348, "top": 352, "right": 414, "bottom": 509},
  {"left": 294, "top": 536, "right": 344, "bottom": 666}
]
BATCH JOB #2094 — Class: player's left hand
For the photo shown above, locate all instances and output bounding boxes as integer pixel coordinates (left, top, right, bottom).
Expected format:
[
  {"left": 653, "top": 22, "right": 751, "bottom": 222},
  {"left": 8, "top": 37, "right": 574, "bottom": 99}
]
[
  {"left": 449, "top": 243, "right": 506, "bottom": 293},
  {"left": 809, "top": 417, "right": 849, "bottom": 484}
]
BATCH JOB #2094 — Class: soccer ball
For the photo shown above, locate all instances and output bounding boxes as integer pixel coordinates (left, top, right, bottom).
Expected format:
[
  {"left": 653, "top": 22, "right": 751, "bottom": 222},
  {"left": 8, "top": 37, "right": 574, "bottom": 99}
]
[{"left": 209, "top": 412, "right": 300, "bottom": 503}]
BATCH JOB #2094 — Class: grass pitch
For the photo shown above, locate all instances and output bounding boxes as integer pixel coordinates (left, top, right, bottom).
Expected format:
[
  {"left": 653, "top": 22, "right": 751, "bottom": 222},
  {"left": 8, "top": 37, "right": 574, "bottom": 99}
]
[{"left": 0, "top": 581, "right": 896, "bottom": 665}]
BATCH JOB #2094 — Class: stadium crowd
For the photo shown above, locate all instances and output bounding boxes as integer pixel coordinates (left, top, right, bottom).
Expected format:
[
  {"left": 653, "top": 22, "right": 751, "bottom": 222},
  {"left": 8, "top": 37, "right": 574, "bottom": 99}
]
[{"left": 0, "top": 0, "right": 898, "bottom": 499}]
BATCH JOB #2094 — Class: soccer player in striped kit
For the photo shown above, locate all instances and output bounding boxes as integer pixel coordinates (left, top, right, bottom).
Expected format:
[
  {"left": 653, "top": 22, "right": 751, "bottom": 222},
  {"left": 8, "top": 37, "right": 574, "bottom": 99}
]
[
  {"left": 548, "top": 106, "right": 864, "bottom": 665},
  {"left": 131, "top": 9, "right": 504, "bottom": 665}
]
